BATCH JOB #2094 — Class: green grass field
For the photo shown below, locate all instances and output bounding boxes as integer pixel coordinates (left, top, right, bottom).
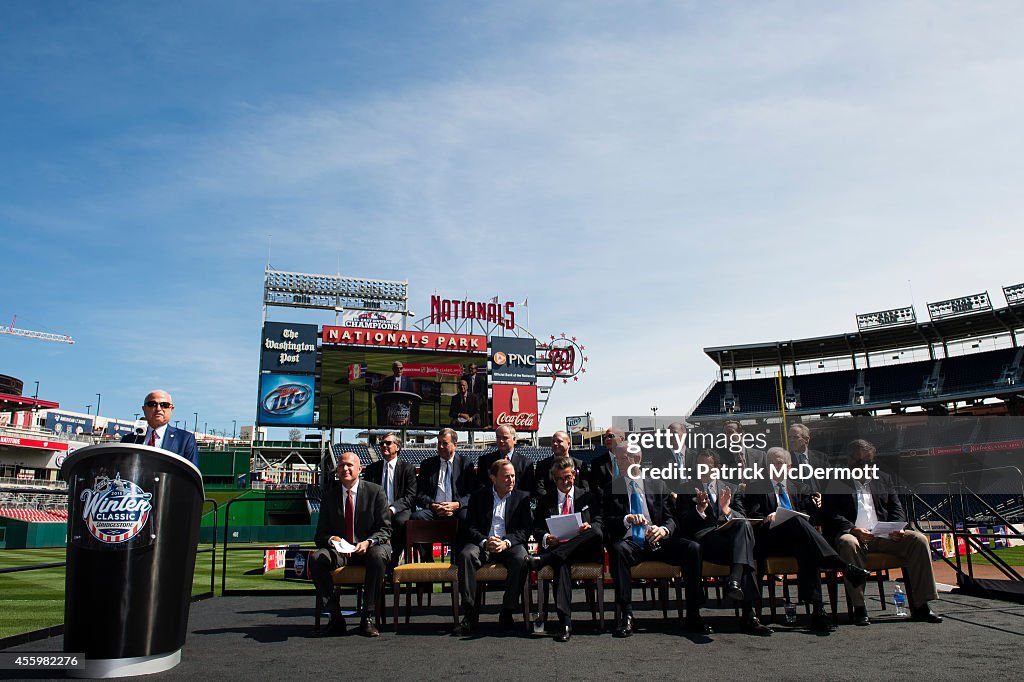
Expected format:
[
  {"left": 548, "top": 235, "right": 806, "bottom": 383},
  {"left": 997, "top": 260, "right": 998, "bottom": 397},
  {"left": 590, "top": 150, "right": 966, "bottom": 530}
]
[
  {"left": 0, "top": 543, "right": 314, "bottom": 640},
  {"left": 950, "top": 545, "right": 1024, "bottom": 567}
]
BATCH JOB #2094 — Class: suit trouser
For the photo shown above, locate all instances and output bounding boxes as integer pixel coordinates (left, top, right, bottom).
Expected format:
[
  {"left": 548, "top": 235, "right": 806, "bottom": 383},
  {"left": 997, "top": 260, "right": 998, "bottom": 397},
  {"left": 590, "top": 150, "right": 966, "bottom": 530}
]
[
  {"left": 536, "top": 528, "right": 604, "bottom": 621},
  {"left": 456, "top": 542, "right": 529, "bottom": 614},
  {"left": 608, "top": 536, "right": 704, "bottom": 614},
  {"left": 389, "top": 510, "right": 411, "bottom": 569},
  {"left": 696, "top": 521, "right": 759, "bottom": 601},
  {"left": 835, "top": 530, "right": 938, "bottom": 609},
  {"left": 756, "top": 516, "right": 840, "bottom": 604},
  {"left": 310, "top": 545, "right": 391, "bottom": 616}
]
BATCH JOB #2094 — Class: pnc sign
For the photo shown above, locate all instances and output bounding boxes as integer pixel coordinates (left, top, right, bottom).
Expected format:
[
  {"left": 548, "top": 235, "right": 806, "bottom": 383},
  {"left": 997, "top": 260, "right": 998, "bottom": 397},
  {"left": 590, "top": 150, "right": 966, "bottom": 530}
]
[{"left": 490, "top": 337, "right": 537, "bottom": 385}]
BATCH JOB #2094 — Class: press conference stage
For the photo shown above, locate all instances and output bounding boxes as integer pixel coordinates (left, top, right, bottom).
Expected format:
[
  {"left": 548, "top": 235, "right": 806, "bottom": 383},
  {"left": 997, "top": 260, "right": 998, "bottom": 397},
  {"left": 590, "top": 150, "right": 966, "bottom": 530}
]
[{"left": 5, "top": 585, "right": 1024, "bottom": 681}]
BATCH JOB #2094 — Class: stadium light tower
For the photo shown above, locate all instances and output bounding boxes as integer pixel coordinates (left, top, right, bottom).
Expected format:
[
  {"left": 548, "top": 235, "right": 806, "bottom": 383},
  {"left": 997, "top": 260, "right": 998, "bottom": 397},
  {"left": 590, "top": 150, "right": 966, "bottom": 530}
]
[
  {"left": 651, "top": 406, "right": 658, "bottom": 430},
  {"left": 232, "top": 420, "right": 237, "bottom": 439},
  {"left": 194, "top": 412, "right": 199, "bottom": 433}
]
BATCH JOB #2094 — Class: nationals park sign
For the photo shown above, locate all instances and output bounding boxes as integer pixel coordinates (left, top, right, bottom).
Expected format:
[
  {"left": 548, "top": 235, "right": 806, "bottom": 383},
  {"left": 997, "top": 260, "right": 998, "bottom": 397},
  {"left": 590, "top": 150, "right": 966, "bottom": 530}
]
[{"left": 322, "top": 326, "right": 486, "bottom": 352}]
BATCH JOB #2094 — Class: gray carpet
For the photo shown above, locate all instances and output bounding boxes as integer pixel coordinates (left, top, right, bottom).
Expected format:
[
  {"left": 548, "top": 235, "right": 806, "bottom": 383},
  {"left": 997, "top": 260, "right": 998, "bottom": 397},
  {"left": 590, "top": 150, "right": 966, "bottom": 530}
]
[{"left": 4, "top": 585, "right": 1023, "bottom": 681}]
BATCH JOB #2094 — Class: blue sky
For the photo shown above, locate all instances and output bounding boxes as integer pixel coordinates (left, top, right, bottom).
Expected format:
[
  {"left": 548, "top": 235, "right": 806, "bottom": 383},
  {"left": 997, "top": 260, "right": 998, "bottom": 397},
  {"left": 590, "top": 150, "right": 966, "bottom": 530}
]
[{"left": 3, "top": 2, "right": 1023, "bottom": 438}]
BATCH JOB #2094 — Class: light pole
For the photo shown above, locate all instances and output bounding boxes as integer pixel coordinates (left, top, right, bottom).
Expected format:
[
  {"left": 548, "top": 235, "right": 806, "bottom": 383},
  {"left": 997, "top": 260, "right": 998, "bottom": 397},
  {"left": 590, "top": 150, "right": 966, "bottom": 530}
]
[
  {"left": 86, "top": 405, "right": 92, "bottom": 415},
  {"left": 134, "top": 413, "right": 140, "bottom": 421},
  {"left": 193, "top": 412, "right": 199, "bottom": 433},
  {"left": 33, "top": 381, "right": 39, "bottom": 399},
  {"left": 651, "top": 406, "right": 658, "bottom": 431},
  {"left": 95, "top": 393, "right": 102, "bottom": 417},
  {"left": 232, "top": 420, "right": 237, "bottom": 439},
  {"left": 204, "top": 421, "right": 208, "bottom": 435}
]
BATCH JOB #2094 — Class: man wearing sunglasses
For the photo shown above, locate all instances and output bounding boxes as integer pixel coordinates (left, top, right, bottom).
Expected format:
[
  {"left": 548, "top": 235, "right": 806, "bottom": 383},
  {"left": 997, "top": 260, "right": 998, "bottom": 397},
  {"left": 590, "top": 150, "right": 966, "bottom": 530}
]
[
  {"left": 363, "top": 433, "right": 416, "bottom": 572},
  {"left": 121, "top": 389, "right": 199, "bottom": 467}
]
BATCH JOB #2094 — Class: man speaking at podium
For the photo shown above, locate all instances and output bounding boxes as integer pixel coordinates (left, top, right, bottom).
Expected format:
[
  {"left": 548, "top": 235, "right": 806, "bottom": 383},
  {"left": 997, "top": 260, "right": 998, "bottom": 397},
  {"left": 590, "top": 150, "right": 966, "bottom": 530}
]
[{"left": 121, "top": 389, "right": 199, "bottom": 467}]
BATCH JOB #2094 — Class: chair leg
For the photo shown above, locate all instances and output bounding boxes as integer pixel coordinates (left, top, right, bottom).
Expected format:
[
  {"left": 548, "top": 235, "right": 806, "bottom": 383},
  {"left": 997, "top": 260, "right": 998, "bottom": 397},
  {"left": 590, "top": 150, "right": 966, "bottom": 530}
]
[
  {"left": 768, "top": 575, "right": 777, "bottom": 622},
  {"left": 675, "top": 579, "right": 684, "bottom": 621},
  {"left": 522, "top": 581, "right": 532, "bottom": 633},
  {"left": 659, "top": 580, "right": 669, "bottom": 620},
  {"left": 315, "top": 593, "right": 323, "bottom": 630},
  {"left": 392, "top": 581, "right": 400, "bottom": 632},
  {"left": 827, "top": 571, "right": 839, "bottom": 624},
  {"left": 878, "top": 570, "right": 887, "bottom": 610},
  {"left": 597, "top": 578, "right": 606, "bottom": 631},
  {"left": 539, "top": 578, "right": 548, "bottom": 623}
]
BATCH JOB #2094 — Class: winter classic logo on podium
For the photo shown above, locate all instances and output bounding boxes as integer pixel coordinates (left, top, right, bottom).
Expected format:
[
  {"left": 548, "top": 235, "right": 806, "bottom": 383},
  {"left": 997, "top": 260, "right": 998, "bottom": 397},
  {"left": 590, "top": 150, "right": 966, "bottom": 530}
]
[{"left": 80, "top": 473, "right": 153, "bottom": 544}]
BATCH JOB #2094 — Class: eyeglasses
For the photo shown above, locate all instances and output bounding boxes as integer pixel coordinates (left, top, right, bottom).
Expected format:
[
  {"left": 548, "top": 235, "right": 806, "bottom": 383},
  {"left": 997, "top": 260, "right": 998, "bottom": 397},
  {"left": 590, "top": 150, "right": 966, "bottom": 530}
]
[
  {"left": 382, "top": 441, "right": 397, "bottom": 447},
  {"left": 553, "top": 475, "right": 574, "bottom": 483},
  {"left": 602, "top": 434, "right": 616, "bottom": 439},
  {"left": 144, "top": 401, "right": 172, "bottom": 409}
]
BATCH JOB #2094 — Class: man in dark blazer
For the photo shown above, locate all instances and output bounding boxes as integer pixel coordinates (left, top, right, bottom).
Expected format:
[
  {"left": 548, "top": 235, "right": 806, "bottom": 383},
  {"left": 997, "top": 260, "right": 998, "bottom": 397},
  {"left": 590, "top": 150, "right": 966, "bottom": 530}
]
[
  {"left": 476, "top": 425, "right": 536, "bottom": 494},
  {"left": 378, "top": 361, "right": 413, "bottom": 393},
  {"left": 819, "top": 439, "right": 942, "bottom": 626},
  {"left": 737, "top": 447, "right": 868, "bottom": 633},
  {"left": 362, "top": 432, "right": 416, "bottom": 571},
  {"left": 534, "top": 430, "right": 589, "bottom": 499},
  {"left": 412, "top": 428, "right": 476, "bottom": 527},
  {"left": 601, "top": 441, "right": 706, "bottom": 637},
  {"left": 311, "top": 452, "right": 391, "bottom": 637},
  {"left": 677, "top": 449, "right": 771, "bottom": 636},
  {"left": 530, "top": 456, "right": 603, "bottom": 642},
  {"left": 718, "top": 420, "right": 767, "bottom": 472},
  {"left": 448, "top": 379, "right": 483, "bottom": 429},
  {"left": 454, "top": 459, "right": 533, "bottom": 635},
  {"left": 788, "top": 422, "right": 829, "bottom": 495},
  {"left": 121, "top": 389, "right": 199, "bottom": 467},
  {"left": 587, "top": 427, "right": 623, "bottom": 495}
]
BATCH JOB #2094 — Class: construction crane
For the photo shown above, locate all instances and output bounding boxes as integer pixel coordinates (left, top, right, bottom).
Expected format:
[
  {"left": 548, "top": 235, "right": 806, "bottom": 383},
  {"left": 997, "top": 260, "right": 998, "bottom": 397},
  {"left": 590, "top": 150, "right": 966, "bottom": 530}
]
[{"left": 0, "top": 315, "right": 74, "bottom": 344}]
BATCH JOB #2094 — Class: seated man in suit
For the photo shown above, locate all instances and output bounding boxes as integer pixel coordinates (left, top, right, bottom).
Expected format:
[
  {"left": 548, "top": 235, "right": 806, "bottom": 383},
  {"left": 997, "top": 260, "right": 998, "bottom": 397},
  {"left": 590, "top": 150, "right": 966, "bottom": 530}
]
[
  {"left": 476, "top": 425, "right": 536, "bottom": 495},
  {"left": 534, "top": 430, "right": 589, "bottom": 500},
  {"left": 718, "top": 420, "right": 766, "bottom": 472},
  {"left": 530, "top": 456, "right": 603, "bottom": 642},
  {"left": 788, "top": 422, "right": 828, "bottom": 495},
  {"left": 820, "top": 439, "right": 943, "bottom": 626},
  {"left": 448, "top": 379, "right": 483, "bottom": 428},
  {"left": 454, "top": 459, "right": 533, "bottom": 635},
  {"left": 121, "top": 389, "right": 199, "bottom": 467},
  {"left": 602, "top": 438, "right": 707, "bottom": 637},
  {"left": 411, "top": 428, "right": 475, "bottom": 530},
  {"left": 362, "top": 432, "right": 416, "bottom": 572},
  {"left": 678, "top": 449, "right": 772, "bottom": 635},
  {"left": 737, "top": 447, "right": 869, "bottom": 634},
  {"left": 310, "top": 452, "right": 391, "bottom": 637}
]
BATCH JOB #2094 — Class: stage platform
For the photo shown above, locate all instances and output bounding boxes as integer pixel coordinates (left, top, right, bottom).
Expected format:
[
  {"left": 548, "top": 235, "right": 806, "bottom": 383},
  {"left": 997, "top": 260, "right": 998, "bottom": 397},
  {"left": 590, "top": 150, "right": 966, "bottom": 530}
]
[{"left": 5, "top": 585, "right": 1024, "bottom": 680}]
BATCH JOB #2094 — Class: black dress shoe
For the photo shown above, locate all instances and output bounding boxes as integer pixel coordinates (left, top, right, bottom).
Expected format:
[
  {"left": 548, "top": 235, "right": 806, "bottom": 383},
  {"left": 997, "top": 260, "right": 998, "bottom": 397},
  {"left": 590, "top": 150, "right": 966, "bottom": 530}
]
[
  {"left": 810, "top": 611, "right": 836, "bottom": 634},
  {"left": 740, "top": 615, "right": 773, "bottom": 636},
  {"left": 614, "top": 613, "right": 634, "bottom": 638},
  {"left": 723, "top": 579, "right": 744, "bottom": 602},
  {"left": 683, "top": 615, "right": 713, "bottom": 635},
  {"left": 318, "top": 615, "right": 346, "bottom": 637},
  {"left": 359, "top": 615, "right": 380, "bottom": 637},
  {"left": 453, "top": 616, "right": 475, "bottom": 636},
  {"left": 844, "top": 564, "right": 870, "bottom": 589},
  {"left": 554, "top": 623, "right": 572, "bottom": 642},
  {"left": 911, "top": 604, "right": 943, "bottom": 623},
  {"left": 852, "top": 606, "right": 871, "bottom": 626},
  {"left": 527, "top": 555, "right": 545, "bottom": 571}
]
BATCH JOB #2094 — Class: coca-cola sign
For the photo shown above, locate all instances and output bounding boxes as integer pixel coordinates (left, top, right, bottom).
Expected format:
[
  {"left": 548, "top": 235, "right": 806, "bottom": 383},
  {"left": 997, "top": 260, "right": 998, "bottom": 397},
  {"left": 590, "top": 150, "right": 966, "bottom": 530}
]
[{"left": 491, "top": 384, "right": 538, "bottom": 431}]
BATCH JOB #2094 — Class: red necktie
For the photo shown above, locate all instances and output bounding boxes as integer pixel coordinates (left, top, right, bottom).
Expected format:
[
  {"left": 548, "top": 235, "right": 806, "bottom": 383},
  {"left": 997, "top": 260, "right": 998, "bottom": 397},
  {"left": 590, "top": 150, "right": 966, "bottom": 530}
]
[
  {"left": 344, "top": 488, "right": 355, "bottom": 544},
  {"left": 147, "top": 430, "right": 156, "bottom": 446},
  {"left": 394, "top": 378, "right": 400, "bottom": 391},
  {"left": 561, "top": 492, "right": 571, "bottom": 515}
]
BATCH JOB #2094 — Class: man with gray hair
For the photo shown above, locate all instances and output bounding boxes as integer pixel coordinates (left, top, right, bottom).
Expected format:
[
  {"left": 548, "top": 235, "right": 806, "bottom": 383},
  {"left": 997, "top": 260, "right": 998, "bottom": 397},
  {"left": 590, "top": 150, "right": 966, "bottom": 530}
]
[
  {"left": 534, "top": 430, "right": 588, "bottom": 499},
  {"left": 476, "top": 425, "right": 536, "bottom": 494},
  {"left": 363, "top": 432, "right": 416, "bottom": 571}
]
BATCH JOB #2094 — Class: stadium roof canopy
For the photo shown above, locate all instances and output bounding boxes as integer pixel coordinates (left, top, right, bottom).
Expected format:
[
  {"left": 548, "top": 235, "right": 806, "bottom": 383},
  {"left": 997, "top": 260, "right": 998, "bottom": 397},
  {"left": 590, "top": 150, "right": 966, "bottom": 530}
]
[
  {"left": 0, "top": 393, "right": 58, "bottom": 411},
  {"left": 705, "top": 302, "right": 1024, "bottom": 369}
]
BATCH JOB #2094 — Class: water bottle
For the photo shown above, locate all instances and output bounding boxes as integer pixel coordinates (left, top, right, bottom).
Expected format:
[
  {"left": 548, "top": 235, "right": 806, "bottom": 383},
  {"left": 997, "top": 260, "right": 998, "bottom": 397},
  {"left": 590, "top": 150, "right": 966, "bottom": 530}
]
[
  {"left": 784, "top": 600, "right": 797, "bottom": 625},
  {"left": 893, "top": 585, "right": 907, "bottom": 616}
]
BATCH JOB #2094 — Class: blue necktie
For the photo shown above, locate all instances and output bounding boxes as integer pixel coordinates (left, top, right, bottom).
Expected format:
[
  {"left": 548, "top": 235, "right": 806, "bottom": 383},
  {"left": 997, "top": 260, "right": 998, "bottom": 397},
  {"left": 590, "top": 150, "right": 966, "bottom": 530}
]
[
  {"left": 629, "top": 481, "right": 646, "bottom": 546},
  {"left": 778, "top": 482, "right": 793, "bottom": 511}
]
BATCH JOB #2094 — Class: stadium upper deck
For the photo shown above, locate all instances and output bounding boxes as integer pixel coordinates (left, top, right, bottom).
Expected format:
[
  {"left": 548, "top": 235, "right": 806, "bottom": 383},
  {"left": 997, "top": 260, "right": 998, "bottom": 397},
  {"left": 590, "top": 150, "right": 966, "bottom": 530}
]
[{"left": 691, "top": 290, "right": 1024, "bottom": 420}]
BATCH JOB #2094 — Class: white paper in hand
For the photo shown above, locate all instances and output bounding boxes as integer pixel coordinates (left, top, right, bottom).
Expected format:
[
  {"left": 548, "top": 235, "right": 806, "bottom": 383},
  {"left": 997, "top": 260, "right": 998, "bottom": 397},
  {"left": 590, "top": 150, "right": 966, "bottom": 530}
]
[
  {"left": 869, "top": 521, "right": 906, "bottom": 536},
  {"left": 331, "top": 538, "right": 357, "bottom": 554},
  {"left": 770, "top": 507, "right": 809, "bottom": 529},
  {"left": 545, "top": 513, "right": 582, "bottom": 541}
]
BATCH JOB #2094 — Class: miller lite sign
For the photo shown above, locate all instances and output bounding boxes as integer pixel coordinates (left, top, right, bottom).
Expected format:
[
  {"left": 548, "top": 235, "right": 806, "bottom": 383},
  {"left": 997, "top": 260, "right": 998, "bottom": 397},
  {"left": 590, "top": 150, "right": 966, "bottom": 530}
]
[
  {"left": 258, "top": 373, "right": 316, "bottom": 426},
  {"left": 78, "top": 473, "right": 154, "bottom": 546},
  {"left": 491, "top": 384, "right": 538, "bottom": 432}
]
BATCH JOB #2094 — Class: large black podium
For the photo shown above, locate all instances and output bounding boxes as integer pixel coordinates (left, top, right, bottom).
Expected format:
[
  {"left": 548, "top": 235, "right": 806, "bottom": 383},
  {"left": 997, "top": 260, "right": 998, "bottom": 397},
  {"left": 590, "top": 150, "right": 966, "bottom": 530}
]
[{"left": 60, "top": 443, "right": 204, "bottom": 678}]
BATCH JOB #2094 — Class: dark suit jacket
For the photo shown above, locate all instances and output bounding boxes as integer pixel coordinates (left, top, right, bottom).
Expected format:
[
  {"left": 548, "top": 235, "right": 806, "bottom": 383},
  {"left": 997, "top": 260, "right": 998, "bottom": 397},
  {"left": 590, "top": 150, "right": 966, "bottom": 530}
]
[
  {"left": 476, "top": 450, "right": 536, "bottom": 494},
  {"left": 415, "top": 454, "right": 477, "bottom": 510},
  {"left": 735, "top": 477, "right": 816, "bottom": 523},
  {"left": 601, "top": 476, "right": 677, "bottom": 542},
  {"left": 676, "top": 479, "right": 747, "bottom": 540},
  {"left": 818, "top": 471, "right": 905, "bottom": 544},
  {"left": 379, "top": 375, "right": 413, "bottom": 393},
  {"left": 463, "top": 487, "right": 533, "bottom": 548},
  {"left": 463, "top": 372, "right": 488, "bottom": 401},
  {"left": 448, "top": 391, "right": 482, "bottom": 427},
  {"left": 122, "top": 427, "right": 200, "bottom": 468},
  {"left": 587, "top": 451, "right": 617, "bottom": 495},
  {"left": 719, "top": 446, "right": 767, "bottom": 471},
  {"left": 534, "top": 455, "right": 589, "bottom": 499},
  {"left": 533, "top": 486, "right": 602, "bottom": 540},
  {"left": 314, "top": 480, "right": 391, "bottom": 548},
  {"left": 362, "top": 458, "right": 417, "bottom": 516}
]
